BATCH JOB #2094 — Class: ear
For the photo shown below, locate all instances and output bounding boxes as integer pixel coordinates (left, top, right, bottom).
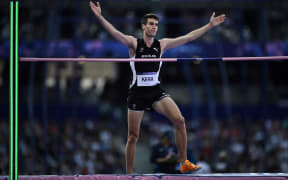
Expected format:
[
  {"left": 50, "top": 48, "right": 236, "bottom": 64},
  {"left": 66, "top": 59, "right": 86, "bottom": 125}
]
[{"left": 141, "top": 24, "right": 145, "bottom": 30}]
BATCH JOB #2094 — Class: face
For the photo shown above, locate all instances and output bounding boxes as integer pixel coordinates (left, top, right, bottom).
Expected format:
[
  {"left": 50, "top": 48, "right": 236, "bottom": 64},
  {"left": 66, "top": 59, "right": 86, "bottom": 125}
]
[
  {"left": 161, "top": 137, "right": 170, "bottom": 146},
  {"left": 142, "top": 18, "right": 158, "bottom": 37}
]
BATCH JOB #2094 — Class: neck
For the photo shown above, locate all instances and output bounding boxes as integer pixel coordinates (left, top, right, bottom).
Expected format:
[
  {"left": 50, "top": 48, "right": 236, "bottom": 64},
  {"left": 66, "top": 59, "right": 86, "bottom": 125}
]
[{"left": 143, "top": 34, "right": 154, "bottom": 47}]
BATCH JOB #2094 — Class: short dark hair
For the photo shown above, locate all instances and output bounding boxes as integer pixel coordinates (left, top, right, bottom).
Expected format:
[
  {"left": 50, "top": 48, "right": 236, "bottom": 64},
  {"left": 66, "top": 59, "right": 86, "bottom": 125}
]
[
  {"left": 161, "top": 131, "right": 173, "bottom": 140},
  {"left": 141, "top": 13, "right": 159, "bottom": 25}
]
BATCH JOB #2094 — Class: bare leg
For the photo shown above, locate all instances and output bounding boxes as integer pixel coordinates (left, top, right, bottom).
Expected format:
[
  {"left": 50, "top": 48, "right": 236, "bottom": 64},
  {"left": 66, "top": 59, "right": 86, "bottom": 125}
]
[
  {"left": 126, "top": 109, "right": 144, "bottom": 174},
  {"left": 153, "top": 97, "right": 187, "bottom": 162}
]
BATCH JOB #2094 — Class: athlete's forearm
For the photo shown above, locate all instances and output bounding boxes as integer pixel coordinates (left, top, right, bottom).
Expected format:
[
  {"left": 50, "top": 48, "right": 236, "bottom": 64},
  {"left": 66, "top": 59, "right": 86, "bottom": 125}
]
[
  {"left": 186, "top": 23, "right": 213, "bottom": 42},
  {"left": 89, "top": 1, "right": 123, "bottom": 39},
  {"left": 160, "top": 22, "right": 214, "bottom": 50}
]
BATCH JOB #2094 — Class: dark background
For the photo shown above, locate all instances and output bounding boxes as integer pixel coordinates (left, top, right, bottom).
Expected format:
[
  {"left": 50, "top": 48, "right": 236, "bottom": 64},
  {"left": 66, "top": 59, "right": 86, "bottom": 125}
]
[{"left": 0, "top": 0, "right": 287, "bottom": 175}]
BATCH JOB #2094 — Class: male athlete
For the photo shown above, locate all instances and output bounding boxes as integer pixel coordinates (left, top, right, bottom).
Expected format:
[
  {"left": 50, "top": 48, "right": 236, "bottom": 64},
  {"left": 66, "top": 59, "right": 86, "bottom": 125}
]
[{"left": 89, "top": 1, "right": 226, "bottom": 174}]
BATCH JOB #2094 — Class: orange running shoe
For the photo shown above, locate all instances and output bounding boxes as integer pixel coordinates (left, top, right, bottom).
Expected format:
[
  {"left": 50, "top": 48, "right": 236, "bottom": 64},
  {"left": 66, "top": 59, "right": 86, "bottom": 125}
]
[{"left": 180, "top": 160, "right": 201, "bottom": 173}]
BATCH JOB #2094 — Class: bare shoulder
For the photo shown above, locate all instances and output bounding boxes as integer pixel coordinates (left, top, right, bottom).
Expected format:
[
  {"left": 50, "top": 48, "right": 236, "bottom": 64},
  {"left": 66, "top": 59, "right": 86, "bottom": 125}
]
[
  {"left": 159, "top": 38, "right": 169, "bottom": 52},
  {"left": 127, "top": 35, "right": 137, "bottom": 50},
  {"left": 127, "top": 36, "right": 137, "bottom": 57}
]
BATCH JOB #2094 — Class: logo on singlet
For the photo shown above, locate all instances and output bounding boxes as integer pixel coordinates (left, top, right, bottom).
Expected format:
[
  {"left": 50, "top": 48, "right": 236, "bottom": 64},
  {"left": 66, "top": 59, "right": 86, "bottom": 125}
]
[
  {"left": 153, "top": 48, "right": 159, "bottom": 53},
  {"left": 141, "top": 54, "right": 157, "bottom": 58}
]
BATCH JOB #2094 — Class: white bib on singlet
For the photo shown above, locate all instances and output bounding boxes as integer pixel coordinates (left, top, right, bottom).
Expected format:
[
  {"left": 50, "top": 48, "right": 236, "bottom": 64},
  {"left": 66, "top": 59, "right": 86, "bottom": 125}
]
[{"left": 136, "top": 72, "right": 158, "bottom": 86}]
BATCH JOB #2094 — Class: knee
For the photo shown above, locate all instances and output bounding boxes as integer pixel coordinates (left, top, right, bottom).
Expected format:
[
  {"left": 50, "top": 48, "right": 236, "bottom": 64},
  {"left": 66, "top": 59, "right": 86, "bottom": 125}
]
[
  {"left": 127, "top": 132, "right": 139, "bottom": 144},
  {"left": 173, "top": 115, "right": 185, "bottom": 129}
]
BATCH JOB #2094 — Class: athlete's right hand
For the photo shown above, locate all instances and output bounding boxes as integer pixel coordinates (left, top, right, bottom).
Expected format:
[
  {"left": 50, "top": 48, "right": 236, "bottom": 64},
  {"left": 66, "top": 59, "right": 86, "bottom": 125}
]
[{"left": 89, "top": 1, "right": 102, "bottom": 17}]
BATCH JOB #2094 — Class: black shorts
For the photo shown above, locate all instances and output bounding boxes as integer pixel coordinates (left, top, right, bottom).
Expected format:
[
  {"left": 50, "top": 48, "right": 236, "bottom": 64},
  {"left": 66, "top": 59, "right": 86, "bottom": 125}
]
[{"left": 127, "top": 85, "right": 170, "bottom": 111}]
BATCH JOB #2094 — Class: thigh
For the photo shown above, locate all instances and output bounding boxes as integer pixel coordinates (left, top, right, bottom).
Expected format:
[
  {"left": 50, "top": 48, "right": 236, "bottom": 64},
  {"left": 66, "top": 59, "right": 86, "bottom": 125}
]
[
  {"left": 127, "top": 109, "right": 144, "bottom": 135},
  {"left": 152, "top": 97, "right": 183, "bottom": 122}
]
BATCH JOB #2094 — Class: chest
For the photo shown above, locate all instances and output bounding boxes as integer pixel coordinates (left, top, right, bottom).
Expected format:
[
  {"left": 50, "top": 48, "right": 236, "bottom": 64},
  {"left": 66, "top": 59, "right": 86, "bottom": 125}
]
[{"left": 135, "top": 40, "right": 161, "bottom": 58}]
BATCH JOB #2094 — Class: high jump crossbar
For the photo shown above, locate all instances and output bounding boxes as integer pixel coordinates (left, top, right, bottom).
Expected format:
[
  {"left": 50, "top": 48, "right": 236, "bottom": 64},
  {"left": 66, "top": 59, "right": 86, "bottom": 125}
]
[{"left": 20, "top": 56, "right": 288, "bottom": 62}]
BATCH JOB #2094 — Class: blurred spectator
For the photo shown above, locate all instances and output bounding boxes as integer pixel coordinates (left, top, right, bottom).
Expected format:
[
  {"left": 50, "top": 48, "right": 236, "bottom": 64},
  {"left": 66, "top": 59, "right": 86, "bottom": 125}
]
[
  {"left": 0, "top": 22, "right": 9, "bottom": 40},
  {"left": 0, "top": 120, "right": 9, "bottom": 174},
  {"left": 150, "top": 131, "right": 178, "bottom": 174},
  {"left": 196, "top": 154, "right": 211, "bottom": 174}
]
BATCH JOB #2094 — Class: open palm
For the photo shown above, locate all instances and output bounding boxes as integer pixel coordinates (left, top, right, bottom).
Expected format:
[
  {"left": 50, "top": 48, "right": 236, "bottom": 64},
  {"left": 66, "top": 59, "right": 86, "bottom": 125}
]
[
  {"left": 89, "top": 1, "right": 101, "bottom": 17},
  {"left": 210, "top": 12, "right": 226, "bottom": 27}
]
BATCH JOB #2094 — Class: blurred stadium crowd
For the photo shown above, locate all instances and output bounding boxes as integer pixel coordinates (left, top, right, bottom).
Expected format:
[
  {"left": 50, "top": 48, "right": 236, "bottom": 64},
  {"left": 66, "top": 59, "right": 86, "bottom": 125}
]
[
  {"left": 1, "top": 116, "right": 288, "bottom": 174},
  {"left": 0, "top": 0, "right": 288, "bottom": 175}
]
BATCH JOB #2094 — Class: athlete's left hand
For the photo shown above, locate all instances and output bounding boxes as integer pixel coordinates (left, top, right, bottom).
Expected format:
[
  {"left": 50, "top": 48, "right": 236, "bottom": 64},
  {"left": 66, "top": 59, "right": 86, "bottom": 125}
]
[{"left": 209, "top": 12, "right": 226, "bottom": 27}]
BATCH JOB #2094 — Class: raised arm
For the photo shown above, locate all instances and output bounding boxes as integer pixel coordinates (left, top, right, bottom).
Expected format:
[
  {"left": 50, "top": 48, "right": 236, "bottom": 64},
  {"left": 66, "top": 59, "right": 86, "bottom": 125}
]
[
  {"left": 160, "top": 12, "right": 226, "bottom": 52},
  {"left": 89, "top": 1, "right": 137, "bottom": 49}
]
